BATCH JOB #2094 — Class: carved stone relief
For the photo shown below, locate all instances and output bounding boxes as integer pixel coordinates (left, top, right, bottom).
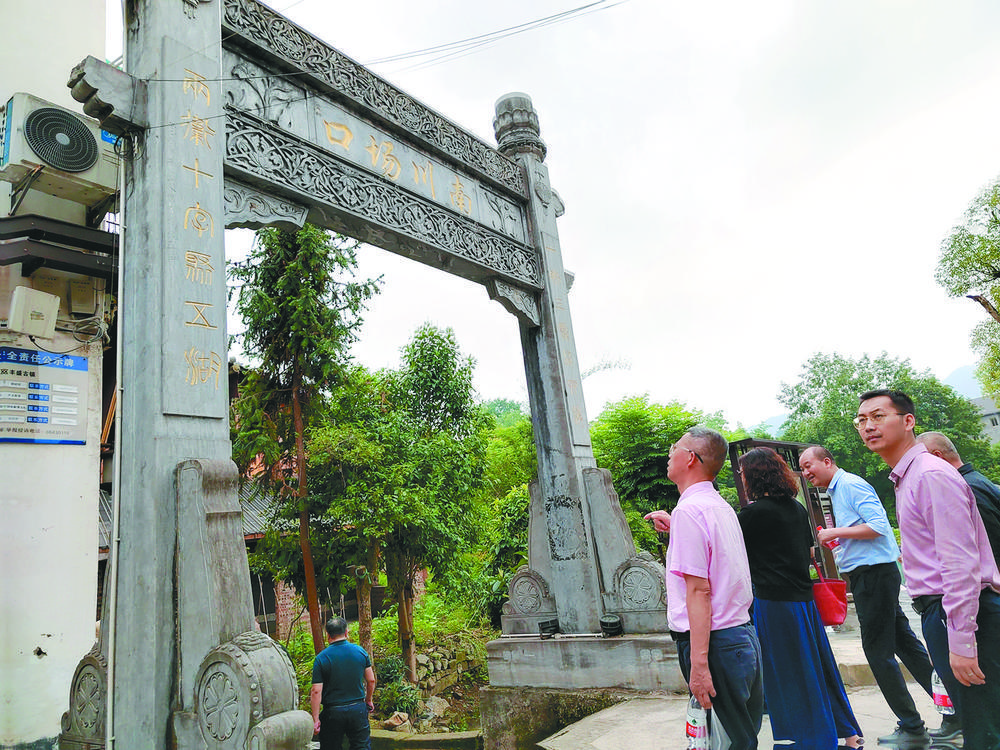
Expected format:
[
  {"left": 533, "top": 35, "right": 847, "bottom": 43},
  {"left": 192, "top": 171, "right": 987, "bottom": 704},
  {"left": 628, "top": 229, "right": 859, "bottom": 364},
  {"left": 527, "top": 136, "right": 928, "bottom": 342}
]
[
  {"left": 59, "top": 644, "right": 107, "bottom": 749},
  {"left": 225, "top": 56, "right": 302, "bottom": 132},
  {"left": 612, "top": 553, "right": 667, "bottom": 611},
  {"left": 183, "top": 0, "right": 213, "bottom": 19},
  {"left": 223, "top": 181, "right": 308, "bottom": 230},
  {"left": 193, "top": 631, "right": 300, "bottom": 747},
  {"left": 222, "top": 0, "right": 525, "bottom": 197},
  {"left": 486, "top": 279, "right": 540, "bottom": 327},
  {"left": 482, "top": 188, "right": 527, "bottom": 243},
  {"left": 225, "top": 109, "right": 540, "bottom": 287},
  {"left": 545, "top": 494, "right": 589, "bottom": 561},
  {"left": 501, "top": 566, "right": 557, "bottom": 616}
]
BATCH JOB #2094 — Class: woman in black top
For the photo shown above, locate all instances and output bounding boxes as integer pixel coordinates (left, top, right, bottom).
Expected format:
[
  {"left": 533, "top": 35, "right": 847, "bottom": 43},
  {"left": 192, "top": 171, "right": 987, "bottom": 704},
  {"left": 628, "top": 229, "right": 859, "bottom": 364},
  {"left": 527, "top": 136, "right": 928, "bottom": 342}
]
[{"left": 738, "top": 447, "right": 862, "bottom": 749}]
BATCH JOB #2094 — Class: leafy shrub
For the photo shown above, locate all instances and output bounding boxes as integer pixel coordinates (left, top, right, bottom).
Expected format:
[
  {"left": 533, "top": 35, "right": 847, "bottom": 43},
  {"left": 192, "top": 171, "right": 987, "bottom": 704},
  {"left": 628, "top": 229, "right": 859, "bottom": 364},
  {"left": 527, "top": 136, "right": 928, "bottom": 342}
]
[
  {"left": 372, "top": 590, "right": 478, "bottom": 652},
  {"left": 375, "top": 654, "right": 406, "bottom": 685},
  {"left": 374, "top": 679, "right": 420, "bottom": 716},
  {"left": 283, "top": 627, "right": 317, "bottom": 712}
]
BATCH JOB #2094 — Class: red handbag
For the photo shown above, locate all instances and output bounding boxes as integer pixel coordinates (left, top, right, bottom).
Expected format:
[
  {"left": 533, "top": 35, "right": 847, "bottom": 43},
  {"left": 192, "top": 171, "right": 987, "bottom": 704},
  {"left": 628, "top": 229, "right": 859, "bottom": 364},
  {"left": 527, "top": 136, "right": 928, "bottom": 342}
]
[{"left": 812, "top": 561, "right": 848, "bottom": 627}]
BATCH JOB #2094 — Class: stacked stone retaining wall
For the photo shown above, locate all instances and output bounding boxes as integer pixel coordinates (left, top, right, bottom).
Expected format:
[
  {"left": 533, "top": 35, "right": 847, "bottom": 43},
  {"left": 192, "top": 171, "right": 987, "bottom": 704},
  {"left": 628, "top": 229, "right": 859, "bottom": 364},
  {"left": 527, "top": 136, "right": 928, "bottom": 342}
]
[{"left": 414, "top": 645, "right": 481, "bottom": 698}]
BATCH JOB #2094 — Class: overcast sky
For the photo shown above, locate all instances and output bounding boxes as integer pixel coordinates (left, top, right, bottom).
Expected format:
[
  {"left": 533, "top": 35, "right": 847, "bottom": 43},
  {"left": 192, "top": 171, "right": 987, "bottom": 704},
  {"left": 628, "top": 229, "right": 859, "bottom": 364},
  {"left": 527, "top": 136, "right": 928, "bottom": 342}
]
[{"left": 112, "top": 1, "right": 1000, "bottom": 426}]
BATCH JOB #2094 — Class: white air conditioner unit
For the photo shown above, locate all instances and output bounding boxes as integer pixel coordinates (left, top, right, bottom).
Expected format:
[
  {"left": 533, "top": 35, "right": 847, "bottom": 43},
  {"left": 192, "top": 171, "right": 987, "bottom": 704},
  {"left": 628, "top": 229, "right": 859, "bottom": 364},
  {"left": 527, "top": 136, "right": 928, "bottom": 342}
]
[{"left": 0, "top": 92, "right": 119, "bottom": 207}]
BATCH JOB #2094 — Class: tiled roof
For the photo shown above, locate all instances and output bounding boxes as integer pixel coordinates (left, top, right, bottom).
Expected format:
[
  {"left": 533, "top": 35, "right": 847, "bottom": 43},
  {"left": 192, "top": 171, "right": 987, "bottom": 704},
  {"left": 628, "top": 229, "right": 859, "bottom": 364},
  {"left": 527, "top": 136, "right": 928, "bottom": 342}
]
[
  {"left": 240, "top": 481, "right": 277, "bottom": 537},
  {"left": 96, "top": 483, "right": 278, "bottom": 548}
]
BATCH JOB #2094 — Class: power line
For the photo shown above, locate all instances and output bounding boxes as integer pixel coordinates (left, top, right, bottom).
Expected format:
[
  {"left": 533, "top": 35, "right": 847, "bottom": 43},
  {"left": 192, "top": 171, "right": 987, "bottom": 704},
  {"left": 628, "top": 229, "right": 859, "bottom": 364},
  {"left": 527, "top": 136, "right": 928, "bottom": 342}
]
[
  {"left": 387, "top": 1, "right": 628, "bottom": 74},
  {"left": 365, "top": 1, "right": 619, "bottom": 66}
]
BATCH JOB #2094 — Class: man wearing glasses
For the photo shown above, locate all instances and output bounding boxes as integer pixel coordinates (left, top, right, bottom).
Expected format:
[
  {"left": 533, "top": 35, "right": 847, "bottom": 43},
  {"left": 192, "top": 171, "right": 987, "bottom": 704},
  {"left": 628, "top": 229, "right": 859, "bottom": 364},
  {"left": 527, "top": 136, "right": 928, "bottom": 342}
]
[
  {"left": 857, "top": 389, "right": 1000, "bottom": 750},
  {"left": 645, "top": 427, "right": 763, "bottom": 749},
  {"left": 799, "top": 445, "right": 940, "bottom": 747}
]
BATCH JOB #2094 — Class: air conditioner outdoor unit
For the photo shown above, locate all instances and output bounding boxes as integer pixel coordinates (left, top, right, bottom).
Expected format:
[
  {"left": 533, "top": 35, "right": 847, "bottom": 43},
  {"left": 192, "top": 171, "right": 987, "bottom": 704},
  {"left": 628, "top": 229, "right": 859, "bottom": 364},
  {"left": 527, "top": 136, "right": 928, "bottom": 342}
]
[{"left": 0, "top": 92, "right": 119, "bottom": 207}]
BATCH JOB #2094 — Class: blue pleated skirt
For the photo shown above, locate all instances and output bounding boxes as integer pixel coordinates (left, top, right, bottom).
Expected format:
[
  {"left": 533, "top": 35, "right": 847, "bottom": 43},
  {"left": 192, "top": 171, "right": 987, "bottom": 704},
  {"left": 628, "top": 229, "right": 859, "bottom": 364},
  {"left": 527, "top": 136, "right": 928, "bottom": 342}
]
[{"left": 753, "top": 598, "right": 861, "bottom": 749}]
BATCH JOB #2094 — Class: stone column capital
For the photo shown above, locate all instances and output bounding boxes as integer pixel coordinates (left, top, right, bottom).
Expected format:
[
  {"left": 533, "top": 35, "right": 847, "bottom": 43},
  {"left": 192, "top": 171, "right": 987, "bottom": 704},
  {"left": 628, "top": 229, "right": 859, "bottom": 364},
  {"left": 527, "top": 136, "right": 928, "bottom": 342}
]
[{"left": 494, "top": 92, "right": 547, "bottom": 161}]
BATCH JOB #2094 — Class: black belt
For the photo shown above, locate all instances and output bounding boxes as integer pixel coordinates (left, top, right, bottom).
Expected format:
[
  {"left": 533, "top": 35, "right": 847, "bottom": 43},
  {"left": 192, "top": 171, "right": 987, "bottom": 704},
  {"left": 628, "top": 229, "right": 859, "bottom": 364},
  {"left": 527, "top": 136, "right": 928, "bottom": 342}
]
[
  {"left": 911, "top": 594, "right": 943, "bottom": 614},
  {"left": 670, "top": 629, "right": 690, "bottom": 642}
]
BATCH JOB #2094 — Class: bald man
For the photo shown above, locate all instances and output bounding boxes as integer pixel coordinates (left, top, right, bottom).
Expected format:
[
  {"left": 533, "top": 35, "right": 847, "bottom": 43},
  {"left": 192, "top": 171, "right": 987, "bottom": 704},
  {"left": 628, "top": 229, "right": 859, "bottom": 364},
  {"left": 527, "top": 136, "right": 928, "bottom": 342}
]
[{"left": 916, "top": 432, "right": 1000, "bottom": 569}]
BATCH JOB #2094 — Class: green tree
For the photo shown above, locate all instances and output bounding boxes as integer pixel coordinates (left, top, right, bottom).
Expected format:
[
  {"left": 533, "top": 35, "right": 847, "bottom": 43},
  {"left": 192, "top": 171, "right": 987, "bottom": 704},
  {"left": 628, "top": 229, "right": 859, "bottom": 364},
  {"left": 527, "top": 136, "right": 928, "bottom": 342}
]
[
  {"left": 779, "top": 352, "right": 990, "bottom": 516},
  {"left": 475, "top": 410, "right": 536, "bottom": 625},
  {"left": 483, "top": 397, "right": 529, "bottom": 429},
  {"left": 229, "top": 224, "right": 379, "bottom": 652},
  {"left": 937, "top": 178, "right": 1000, "bottom": 397},
  {"left": 590, "top": 395, "right": 703, "bottom": 517},
  {"left": 309, "top": 325, "right": 490, "bottom": 679},
  {"left": 590, "top": 395, "right": 710, "bottom": 556}
]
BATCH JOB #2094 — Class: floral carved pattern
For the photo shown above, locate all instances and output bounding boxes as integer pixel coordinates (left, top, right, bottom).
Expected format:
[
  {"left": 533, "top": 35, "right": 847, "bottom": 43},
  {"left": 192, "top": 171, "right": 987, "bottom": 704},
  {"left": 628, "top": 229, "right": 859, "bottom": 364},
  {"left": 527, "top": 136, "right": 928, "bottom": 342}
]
[
  {"left": 545, "top": 494, "right": 588, "bottom": 561},
  {"left": 73, "top": 668, "right": 101, "bottom": 731},
  {"left": 222, "top": 0, "right": 525, "bottom": 197},
  {"left": 61, "top": 648, "right": 107, "bottom": 743},
  {"left": 511, "top": 577, "right": 543, "bottom": 613},
  {"left": 227, "top": 59, "right": 299, "bottom": 131},
  {"left": 201, "top": 670, "right": 240, "bottom": 740},
  {"left": 224, "top": 109, "right": 540, "bottom": 287},
  {"left": 224, "top": 181, "right": 308, "bottom": 229},
  {"left": 487, "top": 279, "right": 540, "bottom": 326},
  {"left": 503, "top": 567, "right": 556, "bottom": 616},
  {"left": 620, "top": 567, "right": 657, "bottom": 608}
]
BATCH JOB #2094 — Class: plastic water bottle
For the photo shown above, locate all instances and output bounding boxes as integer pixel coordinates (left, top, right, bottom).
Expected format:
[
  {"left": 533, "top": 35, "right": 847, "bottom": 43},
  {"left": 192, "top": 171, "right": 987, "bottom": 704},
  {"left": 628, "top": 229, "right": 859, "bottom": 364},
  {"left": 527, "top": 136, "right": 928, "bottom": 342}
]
[
  {"left": 817, "top": 526, "right": 840, "bottom": 550},
  {"left": 685, "top": 695, "right": 710, "bottom": 749},
  {"left": 931, "top": 670, "right": 955, "bottom": 715}
]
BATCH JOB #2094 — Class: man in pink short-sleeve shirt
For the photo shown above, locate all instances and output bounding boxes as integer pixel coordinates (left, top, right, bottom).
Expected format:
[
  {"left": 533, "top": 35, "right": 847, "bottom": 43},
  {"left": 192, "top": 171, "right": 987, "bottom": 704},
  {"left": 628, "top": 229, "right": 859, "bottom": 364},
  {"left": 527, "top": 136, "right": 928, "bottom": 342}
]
[{"left": 646, "top": 427, "right": 762, "bottom": 749}]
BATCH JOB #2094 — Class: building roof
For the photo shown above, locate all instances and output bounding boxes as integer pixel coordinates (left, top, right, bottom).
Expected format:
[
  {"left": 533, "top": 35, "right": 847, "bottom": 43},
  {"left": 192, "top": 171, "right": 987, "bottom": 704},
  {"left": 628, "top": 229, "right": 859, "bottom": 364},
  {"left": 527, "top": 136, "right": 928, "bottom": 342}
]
[{"left": 97, "top": 483, "right": 277, "bottom": 554}]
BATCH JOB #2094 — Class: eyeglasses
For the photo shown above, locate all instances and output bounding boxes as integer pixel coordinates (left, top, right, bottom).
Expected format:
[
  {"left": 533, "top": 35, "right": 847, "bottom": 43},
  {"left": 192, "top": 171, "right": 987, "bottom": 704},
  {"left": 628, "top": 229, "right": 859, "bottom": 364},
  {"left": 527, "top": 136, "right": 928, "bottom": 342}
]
[
  {"left": 670, "top": 443, "right": 703, "bottom": 463},
  {"left": 853, "top": 412, "right": 903, "bottom": 429}
]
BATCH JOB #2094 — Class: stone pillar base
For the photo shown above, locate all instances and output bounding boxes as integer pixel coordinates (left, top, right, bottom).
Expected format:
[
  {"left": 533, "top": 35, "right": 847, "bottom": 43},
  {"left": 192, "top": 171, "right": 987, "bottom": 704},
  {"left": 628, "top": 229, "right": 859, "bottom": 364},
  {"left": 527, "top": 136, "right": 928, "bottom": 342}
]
[
  {"left": 486, "top": 634, "right": 682, "bottom": 691},
  {"left": 482, "top": 635, "right": 686, "bottom": 750}
]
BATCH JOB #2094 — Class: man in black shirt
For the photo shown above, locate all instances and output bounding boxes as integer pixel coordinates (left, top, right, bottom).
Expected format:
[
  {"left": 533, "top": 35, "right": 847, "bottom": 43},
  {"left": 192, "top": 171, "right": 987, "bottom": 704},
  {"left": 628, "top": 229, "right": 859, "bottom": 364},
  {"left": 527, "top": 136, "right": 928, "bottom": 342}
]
[{"left": 916, "top": 432, "right": 1000, "bottom": 568}]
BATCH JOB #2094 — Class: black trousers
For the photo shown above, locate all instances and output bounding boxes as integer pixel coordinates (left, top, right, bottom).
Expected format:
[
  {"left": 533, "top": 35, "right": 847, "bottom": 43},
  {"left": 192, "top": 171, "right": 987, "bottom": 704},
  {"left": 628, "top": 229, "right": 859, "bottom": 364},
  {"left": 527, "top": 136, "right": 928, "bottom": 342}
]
[
  {"left": 921, "top": 590, "right": 1000, "bottom": 750},
  {"left": 849, "top": 562, "right": 933, "bottom": 733}
]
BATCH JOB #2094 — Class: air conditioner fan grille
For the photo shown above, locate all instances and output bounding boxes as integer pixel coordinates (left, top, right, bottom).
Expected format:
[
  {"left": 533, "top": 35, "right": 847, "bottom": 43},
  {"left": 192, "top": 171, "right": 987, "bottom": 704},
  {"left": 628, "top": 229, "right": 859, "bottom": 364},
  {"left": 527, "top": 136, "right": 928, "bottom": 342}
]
[{"left": 24, "top": 107, "right": 99, "bottom": 173}]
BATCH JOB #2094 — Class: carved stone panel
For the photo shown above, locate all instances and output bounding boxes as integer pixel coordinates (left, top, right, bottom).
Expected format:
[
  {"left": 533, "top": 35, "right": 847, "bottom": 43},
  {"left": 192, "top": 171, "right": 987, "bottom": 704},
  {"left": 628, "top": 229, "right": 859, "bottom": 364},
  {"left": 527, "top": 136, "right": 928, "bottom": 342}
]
[
  {"left": 222, "top": 0, "right": 525, "bottom": 197},
  {"left": 224, "top": 109, "right": 540, "bottom": 287},
  {"left": 614, "top": 554, "right": 666, "bottom": 611},
  {"left": 223, "top": 181, "right": 308, "bottom": 230},
  {"left": 486, "top": 279, "right": 540, "bottom": 326},
  {"left": 499, "top": 566, "right": 559, "bottom": 635},
  {"left": 193, "top": 631, "right": 300, "bottom": 747},
  {"left": 59, "top": 644, "right": 107, "bottom": 749},
  {"left": 502, "top": 566, "right": 556, "bottom": 616},
  {"left": 224, "top": 54, "right": 306, "bottom": 133},
  {"left": 545, "top": 494, "right": 589, "bottom": 562},
  {"left": 221, "top": 50, "right": 530, "bottom": 247}
]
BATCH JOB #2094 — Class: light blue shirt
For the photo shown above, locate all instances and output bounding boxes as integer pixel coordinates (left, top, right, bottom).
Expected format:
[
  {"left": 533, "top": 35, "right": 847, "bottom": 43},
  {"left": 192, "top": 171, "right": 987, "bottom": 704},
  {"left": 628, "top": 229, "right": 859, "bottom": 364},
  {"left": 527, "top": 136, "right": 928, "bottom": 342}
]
[{"left": 827, "top": 468, "right": 899, "bottom": 572}]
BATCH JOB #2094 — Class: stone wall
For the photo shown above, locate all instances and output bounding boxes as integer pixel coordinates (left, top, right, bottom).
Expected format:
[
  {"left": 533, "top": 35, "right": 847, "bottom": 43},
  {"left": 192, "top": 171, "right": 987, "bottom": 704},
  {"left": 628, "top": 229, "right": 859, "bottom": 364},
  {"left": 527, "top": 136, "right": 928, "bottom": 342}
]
[{"left": 414, "top": 644, "right": 482, "bottom": 698}]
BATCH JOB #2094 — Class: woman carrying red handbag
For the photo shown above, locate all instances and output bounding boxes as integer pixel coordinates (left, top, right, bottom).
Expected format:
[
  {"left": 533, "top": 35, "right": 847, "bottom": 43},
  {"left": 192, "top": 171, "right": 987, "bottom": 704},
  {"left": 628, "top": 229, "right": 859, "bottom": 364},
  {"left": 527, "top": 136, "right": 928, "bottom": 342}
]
[{"left": 738, "top": 447, "right": 863, "bottom": 749}]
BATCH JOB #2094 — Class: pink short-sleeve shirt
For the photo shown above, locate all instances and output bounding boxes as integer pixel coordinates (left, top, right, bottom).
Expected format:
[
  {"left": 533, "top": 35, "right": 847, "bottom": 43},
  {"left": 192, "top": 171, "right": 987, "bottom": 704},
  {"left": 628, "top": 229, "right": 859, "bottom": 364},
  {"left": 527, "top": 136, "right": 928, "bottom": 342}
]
[{"left": 666, "top": 481, "right": 753, "bottom": 632}]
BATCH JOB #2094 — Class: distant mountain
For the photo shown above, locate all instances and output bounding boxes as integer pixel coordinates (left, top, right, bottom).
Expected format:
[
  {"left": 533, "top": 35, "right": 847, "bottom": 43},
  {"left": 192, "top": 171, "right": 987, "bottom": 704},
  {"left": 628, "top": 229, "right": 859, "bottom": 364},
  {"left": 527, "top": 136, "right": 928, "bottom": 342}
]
[
  {"left": 944, "top": 365, "right": 982, "bottom": 399},
  {"left": 755, "top": 413, "right": 788, "bottom": 438}
]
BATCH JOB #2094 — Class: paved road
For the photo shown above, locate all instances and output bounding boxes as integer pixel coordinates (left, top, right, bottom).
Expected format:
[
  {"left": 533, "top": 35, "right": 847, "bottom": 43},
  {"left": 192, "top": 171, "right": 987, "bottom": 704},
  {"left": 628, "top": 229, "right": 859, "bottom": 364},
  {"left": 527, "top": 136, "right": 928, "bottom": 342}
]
[{"left": 542, "top": 594, "right": 957, "bottom": 749}]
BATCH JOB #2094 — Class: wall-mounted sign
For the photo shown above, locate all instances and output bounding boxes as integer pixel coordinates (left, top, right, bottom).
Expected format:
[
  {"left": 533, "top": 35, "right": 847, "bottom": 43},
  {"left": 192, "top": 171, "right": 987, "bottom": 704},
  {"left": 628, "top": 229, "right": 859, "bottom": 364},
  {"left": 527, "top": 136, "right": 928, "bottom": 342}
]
[{"left": 0, "top": 346, "right": 88, "bottom": 444}]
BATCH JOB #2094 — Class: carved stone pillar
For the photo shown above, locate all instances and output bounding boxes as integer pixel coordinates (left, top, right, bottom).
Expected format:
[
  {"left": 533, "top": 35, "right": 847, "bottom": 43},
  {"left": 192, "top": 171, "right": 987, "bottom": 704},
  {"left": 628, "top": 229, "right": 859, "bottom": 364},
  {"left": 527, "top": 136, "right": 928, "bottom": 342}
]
[
  {"left": 492, "top": 93, "right": 668, "bottom": 635},
  {"left": 61, "top": 2, "right": 312, "bottom": 746}
]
